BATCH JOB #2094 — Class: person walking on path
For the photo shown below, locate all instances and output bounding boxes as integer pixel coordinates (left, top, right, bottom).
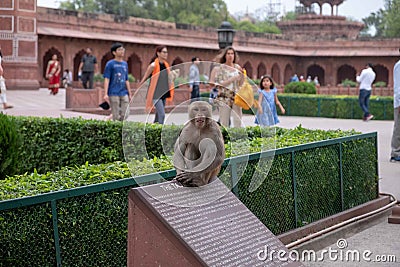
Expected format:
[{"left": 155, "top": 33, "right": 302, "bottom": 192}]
[
  {"left": 390, "top": 55, "right": 400, "bottom": 162},
  {"left": 139, "top": 45, "right": 174, "bottom": 124},
  {"left": 62, "top": 69, "right": 73, "bottom": 89},
  {"left": 79, "top": 47, "right": 98, "bottom": 89},
  {"left": 255, "top": 75, "right": 285, "bottom": 126},
  {"left": 209, "top": 46, "right": 243, "bottom": 127},
  {"left": 189, "top": 56, "right": 200, "bottom": 102},
  {"left": 356, "top": 63, "right": 376, "bottom": 121},
  {"left": 45, "top": 54, "right": 61, "bottom": 95},
  {"left": 103, "top": 43, "right": 132, "bottom": 121},
  {"left": 0, "top": 48, "right": 13, "bottom": 109}
]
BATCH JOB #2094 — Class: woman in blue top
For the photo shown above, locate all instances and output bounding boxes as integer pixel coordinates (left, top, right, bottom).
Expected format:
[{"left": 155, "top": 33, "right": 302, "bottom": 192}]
[{"left": 255, "top": 75, "right": 285, "bottom": 126}]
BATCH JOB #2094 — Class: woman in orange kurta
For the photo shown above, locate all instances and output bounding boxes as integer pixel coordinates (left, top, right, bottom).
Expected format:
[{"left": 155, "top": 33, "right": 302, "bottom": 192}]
[
  {"left": 46, "top": 54, "right": 61, "bottom": 95},
  {"left": 139, "top": 45, "right": 174, "bottom": 124}
]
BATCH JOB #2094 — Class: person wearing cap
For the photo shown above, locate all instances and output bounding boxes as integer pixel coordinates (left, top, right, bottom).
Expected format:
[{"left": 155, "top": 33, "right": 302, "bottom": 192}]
[
  {"left": 356, "top": 63, "right": 376, "bottom": 121},
  {"left": 390, "top": 53, "right": 400, "bottom": 162},
  {"left": 103, "top": 42, "right": 132, "bottom": 121}
]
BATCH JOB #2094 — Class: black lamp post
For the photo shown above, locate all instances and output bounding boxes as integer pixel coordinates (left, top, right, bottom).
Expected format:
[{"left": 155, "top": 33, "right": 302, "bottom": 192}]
[{"left": 217, "top": 21, "right": 235, "bottom": 49}]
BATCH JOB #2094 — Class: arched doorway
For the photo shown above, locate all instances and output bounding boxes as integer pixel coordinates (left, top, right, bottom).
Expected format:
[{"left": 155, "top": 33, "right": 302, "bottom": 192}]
[
  {"left": 257, "top": 63, "right": 266, "bottom": 79},
  {"left": 271, "top": 63, "right": 281, "bottom": 85},
  {"left": 307, "top": 64, "right": 325, "bottom": 86},
  {"left": 171, "top": 57, "right": 183, "bottom": 66},
  {"left": 243, "top": 61, "right": 253, "bottom": 79},
  {"left": 171, "top": 57, "right": 184, "bottom": 79},
  {"left": 127, "top": 53, "right": 142, "bottom": 81},
  {"left": 337, "top": 64, "right": 356, "bottom": 85},
  {"left": 284, "top": 64, "right": 293, "bottom": 84},
  {"left": 101, "top": 52, "right": 114, "bottom": 74},
  {"left": 373, "top": 64, "right": 389, "bottom": 85},
  {"left": 73, "top": 49, "right": 85, "bottom": 81},
  {"left": 43, "top": 47, "right": 63, "bottom": 79}
]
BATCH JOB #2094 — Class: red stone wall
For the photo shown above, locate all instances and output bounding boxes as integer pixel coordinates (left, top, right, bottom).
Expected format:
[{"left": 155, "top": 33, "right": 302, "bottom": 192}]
[
  {"left": 2, "top": 5, "right": 400, "bottom": 90},
  {"left": 35, "top": 7, "right": 399, "bottom": 88},
  {"left": 0, "top": 0, "right": 39, "bottom": 89}
]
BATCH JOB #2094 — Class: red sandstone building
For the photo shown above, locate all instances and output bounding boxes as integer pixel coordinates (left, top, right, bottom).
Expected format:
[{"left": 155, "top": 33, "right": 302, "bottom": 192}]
[{"left": 0, "top": 0, "right": 399, "bottom": 90}]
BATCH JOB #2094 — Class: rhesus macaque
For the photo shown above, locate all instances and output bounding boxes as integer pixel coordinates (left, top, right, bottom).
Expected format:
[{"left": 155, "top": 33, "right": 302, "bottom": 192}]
[{"left": 173, "top": 101, "right": 225, "bottom": 187}]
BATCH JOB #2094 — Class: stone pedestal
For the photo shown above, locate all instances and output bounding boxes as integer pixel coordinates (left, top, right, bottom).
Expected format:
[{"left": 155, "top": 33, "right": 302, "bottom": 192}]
[
  {"left": 65, "top": 85, "right": 191, "bottom": 114},
  {"left": 0, "top": 0, "right": 39, "bottom": 90},
  {"left": 128, "top": 180, "right": 303, "bottom": 266}
]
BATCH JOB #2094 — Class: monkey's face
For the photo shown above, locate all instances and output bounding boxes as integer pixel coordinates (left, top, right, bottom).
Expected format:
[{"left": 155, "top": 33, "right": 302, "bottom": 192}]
[{"left": 189, "top": 102, "right": 212, "bottom": 128}]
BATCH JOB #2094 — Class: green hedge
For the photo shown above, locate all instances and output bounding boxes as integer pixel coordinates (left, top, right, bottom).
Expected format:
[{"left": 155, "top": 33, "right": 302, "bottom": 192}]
[
  {"left": 201, "top": 92, "right": 394, "bottom": 119},
  {"left": 0, "top": 125, "right": 359, "bottom": 200},
  {"left": 0, "top": 132, "right": 378, "bottom": 266},
  {"left": 0, "top": 114, "right": 20, "bottom": 179},
  {"left": 6, "top": 116, "right": 355, "bottom": 177},
  {"left": 12, "top": 117, "right": 125, "bottom": 176},
  {"left": 280, "top": 94, "right": 394, "bottom": 120},
  {"left": 284, "top": 82, "right": 316, "bottom": 94}
]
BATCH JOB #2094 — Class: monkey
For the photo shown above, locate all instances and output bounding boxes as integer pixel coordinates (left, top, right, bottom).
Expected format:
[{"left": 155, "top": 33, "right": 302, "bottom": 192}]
[{"left": 173, "top": 101, "right": 225, "bottom": 187}]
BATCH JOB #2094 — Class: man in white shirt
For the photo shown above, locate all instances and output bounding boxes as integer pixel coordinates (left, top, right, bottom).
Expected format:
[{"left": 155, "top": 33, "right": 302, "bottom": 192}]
[
  {"left": 356, "top": 63, "right": 376, "bottom": 121},
  {"left": 391, "top": 56, "right": 400, "bottom": 162},
  {"left": 189, "top": 57, "right": 200, "bottom": 102}
]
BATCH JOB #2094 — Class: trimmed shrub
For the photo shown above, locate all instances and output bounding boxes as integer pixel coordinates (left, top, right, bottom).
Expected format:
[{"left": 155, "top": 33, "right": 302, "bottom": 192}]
[
  {"left": 0, "top": 125, "right": 359, "bottom": 200},
  {"left": 128, "top": 74, "right": 135, "bottom": 82},
  {"left": 284, "top": 82, "right": 316, "bottom": 94},
  {"left": 93, "top": 73, "right": 104, "bottom": 82},
  {"left": 279, "top": 94, "right": 394, "bottom": 120},
  {"left": 373, "top": 81, "right": 386, "bottom": 87},
  {"left": 14, "top": 117, "right": 125, "bottom": 174},
  {"left": 341, "top": 79, "right": 357, "bottom": 87},
  {"left": 0, "top": 114, "right": 20, "bottom": 179},
  {"left": 9, "top": 114, "right": 368, "bottom": 177}
]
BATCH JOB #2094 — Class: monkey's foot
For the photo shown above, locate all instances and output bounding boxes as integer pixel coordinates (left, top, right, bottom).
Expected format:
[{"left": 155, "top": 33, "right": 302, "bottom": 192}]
[{"left": 175, "top": 172, "right": 207, "bottom": 187}]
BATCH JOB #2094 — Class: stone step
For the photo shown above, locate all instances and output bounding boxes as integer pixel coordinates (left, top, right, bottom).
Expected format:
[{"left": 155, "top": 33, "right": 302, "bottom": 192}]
[
  {"left": 390, "top": 205, "right": 400, "bottom": 216},
  {"left": 388, "top": 205, "right": 400, "bottom": 224}
]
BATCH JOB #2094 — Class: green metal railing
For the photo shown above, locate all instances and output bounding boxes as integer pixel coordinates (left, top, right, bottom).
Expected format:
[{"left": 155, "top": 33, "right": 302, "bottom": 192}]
[{"left": 0, "top": 133, "right": 378, "bottom": 267}]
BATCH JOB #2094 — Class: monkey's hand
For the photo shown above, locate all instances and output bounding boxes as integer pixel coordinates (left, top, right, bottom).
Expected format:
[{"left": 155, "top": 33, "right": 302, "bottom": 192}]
[{"left": 175, "top": 171, "right": 206, "bottom": 187}]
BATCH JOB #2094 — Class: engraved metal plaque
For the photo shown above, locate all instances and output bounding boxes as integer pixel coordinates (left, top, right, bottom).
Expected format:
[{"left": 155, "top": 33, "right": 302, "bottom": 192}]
[{"left": 132, "top": 179, "right": 303, "bottom": 266}]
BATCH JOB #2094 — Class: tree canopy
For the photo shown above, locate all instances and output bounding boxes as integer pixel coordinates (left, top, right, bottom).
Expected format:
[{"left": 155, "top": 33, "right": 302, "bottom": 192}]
[
  {"left": 59, "top": 0, "right": 229, "bottom": 28},
  {"left": 58, "top": 0, "right": 282, "bottom": 33},
  {"left": 362, "top": 0, "right": 400, "bottom": 38},
  {"left": 58, "top": 0, "right": 400, "bottom": 37}
]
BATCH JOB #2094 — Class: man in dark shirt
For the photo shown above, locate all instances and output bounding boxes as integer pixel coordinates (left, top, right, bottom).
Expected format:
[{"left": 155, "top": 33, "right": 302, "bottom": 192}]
[{"left": 78, "top": 47, "right": 98, "bottom": 89}]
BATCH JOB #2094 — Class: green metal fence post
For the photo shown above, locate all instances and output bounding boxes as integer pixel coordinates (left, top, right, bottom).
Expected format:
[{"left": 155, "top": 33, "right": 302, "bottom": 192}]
[
  {"left": 339, "top": 143, "right": 344, "bottom": 211},
  {"left": 51, "top": 200, "right": 62, "bottom": 267},
  {"left": 291, "top": 151, "right": 299, "bottom": 228},
  {"left": 374, "top": 136, "right": 380, "bottom": 197},
  {"left": 231, "top": 162, "right": 239, "bottom": 197}
]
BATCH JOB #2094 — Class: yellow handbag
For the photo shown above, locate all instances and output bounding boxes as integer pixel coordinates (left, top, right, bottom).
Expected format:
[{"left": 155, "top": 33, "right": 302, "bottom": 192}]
[{"left": 234, "top": 69, "right": 254, "bottom": 110}]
